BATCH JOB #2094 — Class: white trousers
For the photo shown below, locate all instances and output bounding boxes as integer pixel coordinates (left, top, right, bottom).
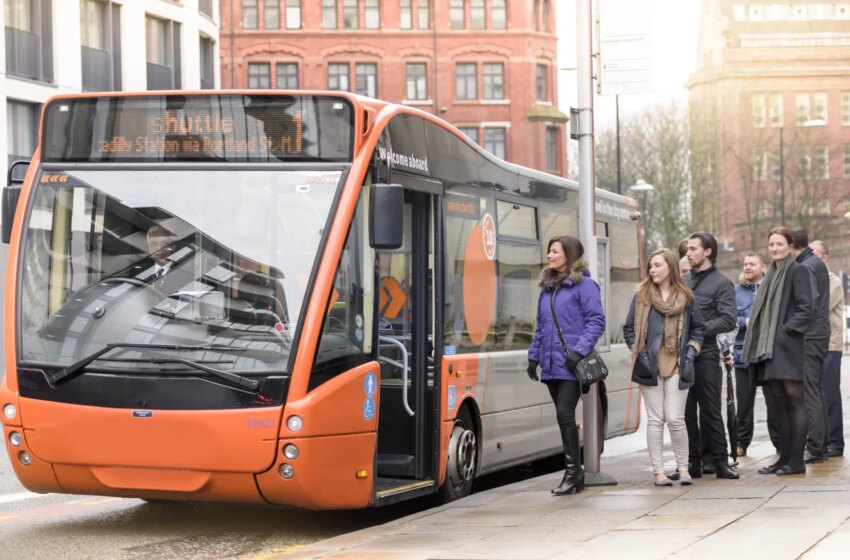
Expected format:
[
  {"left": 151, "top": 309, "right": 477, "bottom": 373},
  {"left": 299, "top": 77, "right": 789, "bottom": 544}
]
[{"left": 640, "top": 374, "right": 690, "bottom": 474}]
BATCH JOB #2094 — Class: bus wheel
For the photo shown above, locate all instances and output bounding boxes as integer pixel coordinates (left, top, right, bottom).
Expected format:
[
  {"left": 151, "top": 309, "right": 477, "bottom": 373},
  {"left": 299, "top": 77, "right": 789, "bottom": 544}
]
[{"left": 439, "top": 408, "right": 477, "bottom": 503}]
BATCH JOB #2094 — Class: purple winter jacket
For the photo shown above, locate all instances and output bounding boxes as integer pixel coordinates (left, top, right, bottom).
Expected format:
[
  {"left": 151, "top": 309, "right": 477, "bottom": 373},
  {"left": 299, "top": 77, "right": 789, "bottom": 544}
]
[{"left": 528, "top": 267, "right": 606, "bottom": 381}]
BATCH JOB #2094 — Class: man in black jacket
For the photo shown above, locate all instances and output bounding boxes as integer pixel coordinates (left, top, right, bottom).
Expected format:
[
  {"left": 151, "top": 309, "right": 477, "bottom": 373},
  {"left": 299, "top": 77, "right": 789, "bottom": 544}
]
[
  {"left": 683, "top": 232, "right": 739, "bottom": 479},
  {"left": 790, "top": 227, "right": 831, "bottom": 463}
]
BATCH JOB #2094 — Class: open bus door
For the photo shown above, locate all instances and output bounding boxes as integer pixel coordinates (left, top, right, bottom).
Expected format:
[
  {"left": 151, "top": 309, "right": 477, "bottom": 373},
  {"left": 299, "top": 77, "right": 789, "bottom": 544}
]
[{"left": 373, "top": 183, "right": 441, "bottom": 505}]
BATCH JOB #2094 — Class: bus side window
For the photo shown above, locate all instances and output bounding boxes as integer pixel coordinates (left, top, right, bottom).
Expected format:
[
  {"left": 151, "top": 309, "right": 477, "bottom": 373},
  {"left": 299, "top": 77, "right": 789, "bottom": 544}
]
[
  {"left": 608, "top": 220, "right": 640, "bottom": 345},
  {"left": 309, "top": 190, "right": 376, "bottom": 391}
]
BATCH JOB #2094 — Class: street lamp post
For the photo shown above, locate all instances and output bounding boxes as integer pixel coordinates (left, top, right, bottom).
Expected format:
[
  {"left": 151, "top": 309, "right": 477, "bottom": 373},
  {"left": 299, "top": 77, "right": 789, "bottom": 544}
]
[{"left": 629, "top": 179, "right": 655, "bottom": 260}]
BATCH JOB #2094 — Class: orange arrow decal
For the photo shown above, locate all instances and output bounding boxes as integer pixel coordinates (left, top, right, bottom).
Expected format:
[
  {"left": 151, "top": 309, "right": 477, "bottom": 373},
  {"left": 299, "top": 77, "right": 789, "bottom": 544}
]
[{"left": 379, "top": 277, "right": 407, "bottom": 320}]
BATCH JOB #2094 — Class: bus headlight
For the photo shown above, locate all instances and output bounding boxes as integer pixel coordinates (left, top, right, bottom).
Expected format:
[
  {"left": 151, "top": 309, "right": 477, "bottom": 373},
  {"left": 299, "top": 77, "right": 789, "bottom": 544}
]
[
  {"left": 282, "top": 444, "right": 299, "bottom": 460},
  {"left": 18, "top": 451, "right": 31, "bottom": 466},
  {"left": 9, "top": 432, "right": 22, "bottom": 447},
  {"left": 279, "top": 464, "right": 294, "bottom": 479},
  {"left": 3, "top": 404, "right": 16, "bottom": 420},
  {"left": 286, "top": 416, "right": 303, "bottom": 432}
]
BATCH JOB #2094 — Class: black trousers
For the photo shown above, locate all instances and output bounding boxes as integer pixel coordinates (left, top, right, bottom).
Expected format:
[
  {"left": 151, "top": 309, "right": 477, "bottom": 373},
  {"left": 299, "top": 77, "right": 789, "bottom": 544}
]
[
  {"left": 823, "top": 350, "right": 844, "bottom": 452},
  {"left": 545, "top": 379, "right": 581, "bottom": 430},
  {"left": 735, "top": 367, "right": 780, "bottom": 450},
  {"left": 803, "top": 338, "right": 829, "bottom": 456},
  {"left": 686, "top": 351, "right": 729, "bottom": 466}
]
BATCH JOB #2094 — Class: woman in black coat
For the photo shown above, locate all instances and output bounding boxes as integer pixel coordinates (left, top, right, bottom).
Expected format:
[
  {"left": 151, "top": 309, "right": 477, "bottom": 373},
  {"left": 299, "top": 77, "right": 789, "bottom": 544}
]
[{"left": 742, "top": 227, "right": 813, "bottom": 475}]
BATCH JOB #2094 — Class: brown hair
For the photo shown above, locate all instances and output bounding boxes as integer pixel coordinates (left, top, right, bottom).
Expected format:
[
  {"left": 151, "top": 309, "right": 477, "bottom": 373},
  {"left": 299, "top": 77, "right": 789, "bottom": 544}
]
[
  {"left": 768, "top": 226, "right": 793, "bottom": 246},
  {"left": 636, "top": 248, "right": 693, "bottom": 305},
  {"left": 548, "top": 235, "right": 584, "bottom": 269},
  {"left": 677, "top": 238, "right": 689, "bottom": 259}
]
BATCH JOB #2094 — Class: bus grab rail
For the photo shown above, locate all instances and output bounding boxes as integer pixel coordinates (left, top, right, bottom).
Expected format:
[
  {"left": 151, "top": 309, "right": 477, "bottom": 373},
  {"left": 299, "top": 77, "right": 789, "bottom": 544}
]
[{"left": 378, "top": 336, "right": 414, "bottom": 417}]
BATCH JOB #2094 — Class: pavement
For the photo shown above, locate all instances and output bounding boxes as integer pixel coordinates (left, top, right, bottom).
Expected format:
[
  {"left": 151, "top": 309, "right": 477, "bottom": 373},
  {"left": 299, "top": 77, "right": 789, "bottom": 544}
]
[{"left": 274, "top": 397, "right": 850, "bottom": 559}]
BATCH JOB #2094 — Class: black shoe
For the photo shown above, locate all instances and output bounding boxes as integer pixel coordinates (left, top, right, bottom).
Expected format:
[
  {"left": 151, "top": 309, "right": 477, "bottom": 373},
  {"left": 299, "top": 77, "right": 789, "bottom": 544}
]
[
  {"left": 715, "top": 463, "right": 740, "bottom": 479},
  {"left": 690, "top": 464, "right": 703, "bottom": 479},
  {"left": 702, "top": 463, "right": 716, "bottom": 475},
  {"left": 804, "top": 451, "right": 824, "bottom": 464},
  {"left": 775, "top": 465, "right": 806, "bottom": 475},
  {"left": 826, "top": 447, "right": 844, "bottom": 458},
  {"left": 552, "top": 425, "right": 584, "bottom": 496},
  {"left": 758, "top": 463, "right": 784, "bottom": 474}
]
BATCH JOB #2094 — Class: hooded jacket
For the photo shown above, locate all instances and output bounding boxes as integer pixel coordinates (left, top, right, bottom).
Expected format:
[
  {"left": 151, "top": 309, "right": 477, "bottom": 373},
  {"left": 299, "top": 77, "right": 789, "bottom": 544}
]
[{"left": 528, "top": 260, "right": 606, "bottom": 382}]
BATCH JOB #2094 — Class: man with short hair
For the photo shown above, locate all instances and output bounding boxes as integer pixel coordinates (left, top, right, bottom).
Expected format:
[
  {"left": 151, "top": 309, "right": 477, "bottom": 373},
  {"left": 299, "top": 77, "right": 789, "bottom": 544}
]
[
  {"left": 726, "top": 252, "right": 780, "bottom": 456},
  {"left": 684, "top": 232, "right": 739, "bottom": 479},
  {"left": 810, "top": 240, "right": 845, "bottom": 457},
  {"left": 790, "top": 227, "right": 831, "bottom": 464}
]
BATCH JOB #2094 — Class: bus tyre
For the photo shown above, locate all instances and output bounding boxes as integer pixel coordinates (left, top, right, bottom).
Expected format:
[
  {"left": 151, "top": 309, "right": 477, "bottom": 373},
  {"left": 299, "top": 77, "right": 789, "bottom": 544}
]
[{"left": 439, "top": 407, "right": 477, "bottom": 503}]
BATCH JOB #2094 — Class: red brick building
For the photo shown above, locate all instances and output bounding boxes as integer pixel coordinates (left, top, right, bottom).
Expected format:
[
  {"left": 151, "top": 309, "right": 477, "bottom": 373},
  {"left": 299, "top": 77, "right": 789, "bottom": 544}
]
[
  {"left": 219, "top": 0, "right": 568, "bottom": 176},
  {"left": 687, "top": 0, "right": 850, "bottom": 277}
]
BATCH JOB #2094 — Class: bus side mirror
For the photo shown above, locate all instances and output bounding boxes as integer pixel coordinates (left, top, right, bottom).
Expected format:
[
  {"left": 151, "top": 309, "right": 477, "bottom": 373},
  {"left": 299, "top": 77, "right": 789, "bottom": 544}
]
[
  {"left": 369, "top": 183, "right": 404, "bottom": 250},
  {"left": 2, "top": 160, "right": 29, "bottom": 244}
]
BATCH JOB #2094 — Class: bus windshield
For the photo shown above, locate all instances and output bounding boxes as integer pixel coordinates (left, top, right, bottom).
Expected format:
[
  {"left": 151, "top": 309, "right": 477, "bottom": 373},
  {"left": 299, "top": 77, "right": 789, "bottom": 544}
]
[{"left": 19, "top": 168, "right": 342, "bottom": 373}]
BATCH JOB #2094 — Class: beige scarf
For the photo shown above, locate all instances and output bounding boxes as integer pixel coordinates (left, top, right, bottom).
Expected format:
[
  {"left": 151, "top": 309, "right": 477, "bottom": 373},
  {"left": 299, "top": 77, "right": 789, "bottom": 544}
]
[{"left": 632, "top": 287, "right": 687, "bottom": 355}]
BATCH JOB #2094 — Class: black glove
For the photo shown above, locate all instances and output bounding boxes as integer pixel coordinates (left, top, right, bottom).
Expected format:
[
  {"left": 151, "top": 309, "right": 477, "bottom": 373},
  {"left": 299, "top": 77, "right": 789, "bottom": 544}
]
[
  {"left": 685, "top": 345, "right": 698, "bottom": 361},
  {"left": 636, "top": 351, "right": 653, "bottom": 378},
  {"left": 566, "top": 351, "right": 584, "bottom": 371},
  {"left": 526, "top": 360, "right": 539, "bottom": 382},
  {"left": 682, "top": 346, "right": 697, "bottom": 384}
]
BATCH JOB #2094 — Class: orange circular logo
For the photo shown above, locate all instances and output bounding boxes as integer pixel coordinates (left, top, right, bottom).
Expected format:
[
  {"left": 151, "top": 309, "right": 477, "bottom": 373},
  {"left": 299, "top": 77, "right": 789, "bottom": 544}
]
[{"left": 481, "top": 213, "right": 496, "bottom": 261}]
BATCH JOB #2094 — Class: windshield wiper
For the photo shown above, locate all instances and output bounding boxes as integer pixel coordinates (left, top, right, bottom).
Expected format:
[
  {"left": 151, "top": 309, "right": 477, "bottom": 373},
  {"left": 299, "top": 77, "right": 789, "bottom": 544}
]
[{"left": 48, "top": 343, "right": 257, "bottom": 390}]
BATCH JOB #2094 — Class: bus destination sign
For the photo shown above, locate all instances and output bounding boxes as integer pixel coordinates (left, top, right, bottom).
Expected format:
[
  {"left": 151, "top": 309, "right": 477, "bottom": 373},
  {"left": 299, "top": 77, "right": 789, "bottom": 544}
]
[{"left": 42, "top": 94, "right": 354, "bottom": 163}]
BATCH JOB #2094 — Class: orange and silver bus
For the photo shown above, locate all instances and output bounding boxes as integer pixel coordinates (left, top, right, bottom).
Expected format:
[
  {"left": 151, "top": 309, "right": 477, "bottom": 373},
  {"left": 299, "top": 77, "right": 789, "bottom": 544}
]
[{"left": 1, "top": 91, "right": 641, "bottom": 509}]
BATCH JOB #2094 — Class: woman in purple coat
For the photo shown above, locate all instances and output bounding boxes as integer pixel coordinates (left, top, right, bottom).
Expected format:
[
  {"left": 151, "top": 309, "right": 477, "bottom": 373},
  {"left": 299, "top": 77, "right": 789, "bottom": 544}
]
[{"left": 528, "top": 235, "right": 606, "bottom": 495}]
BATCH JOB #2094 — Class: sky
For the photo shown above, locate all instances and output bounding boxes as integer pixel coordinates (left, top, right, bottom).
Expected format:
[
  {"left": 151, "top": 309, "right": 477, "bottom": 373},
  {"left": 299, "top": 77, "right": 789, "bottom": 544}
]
[{"left": 556, "top": 0, "right": 703, "bottom": 128}]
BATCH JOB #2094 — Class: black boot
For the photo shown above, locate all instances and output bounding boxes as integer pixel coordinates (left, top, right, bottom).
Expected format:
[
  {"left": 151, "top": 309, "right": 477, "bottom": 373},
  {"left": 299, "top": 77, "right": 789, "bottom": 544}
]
[{"left": 552, "top": 425, "right": 584, "bottom": 496}]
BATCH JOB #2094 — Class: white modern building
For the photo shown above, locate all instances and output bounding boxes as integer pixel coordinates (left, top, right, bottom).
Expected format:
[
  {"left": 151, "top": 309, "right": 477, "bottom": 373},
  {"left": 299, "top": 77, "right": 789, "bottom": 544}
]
[{"left": 2, "top": 0, "right": 220, "bottom": 177}]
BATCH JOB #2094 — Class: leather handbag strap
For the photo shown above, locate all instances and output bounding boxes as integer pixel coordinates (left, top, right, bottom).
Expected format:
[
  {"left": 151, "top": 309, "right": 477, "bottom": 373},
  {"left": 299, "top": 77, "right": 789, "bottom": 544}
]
[{"left": 549, "top": 288, "right": 571, "bottom": 356}]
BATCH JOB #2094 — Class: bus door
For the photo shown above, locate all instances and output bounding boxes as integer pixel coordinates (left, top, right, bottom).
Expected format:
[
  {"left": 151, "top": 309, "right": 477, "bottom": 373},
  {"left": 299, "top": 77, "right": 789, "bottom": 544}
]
[{"left": 374, "top": 185, "right": 439, "bottom": 502}]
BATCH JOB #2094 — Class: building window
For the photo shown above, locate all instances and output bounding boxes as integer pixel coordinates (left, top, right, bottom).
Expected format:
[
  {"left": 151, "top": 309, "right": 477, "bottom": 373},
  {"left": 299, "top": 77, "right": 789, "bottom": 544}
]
[
  {"left": 484, "top": 127, "right": 506, "bottom": 159},
  {"left": 248, "top": 62, "right": 270, "bottom": 88},
  {"left": 542, "top": 0, "right": 550, "bottom": 31},
  {"left": 456, "top": 63, "right": 477, "bottom": 100},
  {"left": 328, "top": 62, "right": 350, "bottom": 91},
  {"left": 533, "top": 0, "right": 540, "bottom": 30},
  {"left": 492, "top": 0, "right": 507, "bottom": 29},
  {"left": 242, "top": 0, "right": 258, "bottom": 28},
  {"left": 80, "top": 0, "right": 121, "bottom": 92},
  {"left": 815, "top": 146, "right": 829, "bottom": 179},
  {"left": 536, "top": 64, "right": 548, "bottom": 101},
  {"left": 406, "top": 62, "right": 428, "bottom": 100},
  {"left": 355, "top": 63, "right": 377, "bottom": 97},
  {"left": 470, "top": 0, "right": 485, "bottom": 29},
  {"left": 145, "top": 16, "right": 181, "bottom": 90},
  {"left": 264, "top": 0, "right": 280, "bottom": 28},
  {"left": 752, "top": 94, "right": 766, "bottom": 127},
  {"left": 459, "top": 127, "right": 479, "bottom": 144},
  {"left": 796, "top": 93, "right": 811, "bottom": 125},
  {"left": 799, "top": 145, "right": 812, "bottom": 180},
  {"left": 5, "top": 0, "right": 53, "bottom": 83},
  {"left": 6, "top": 101, "right": 40, "bottom": 168},
  {"left": 200, "top": 35, "right": 215, "bottom": 89},
  {"left": 285, "top": 0, "right": 301, "bottom": 29},
  {"left": 482, "top": 63, "right": 504, "bottom": 100},
  {"left": 842, "top": 93, "right": 850, "bottom": 125},
  {"left": 843, "top": 145, "right": 850, "bottom": 178},
  {"left": 365, "top": 0, "right": 380, "bottom": 29},
  {"left": 199, "top": 0, "right": 213, "bottom": 17},
  {"left": 322, "top": 0, "right": 337, "bottom": 28},
  {"left": 418, "top": 0, "right": 430, "bottom": 29},
  {"left": 276, "top": 62, "right": 298, "bottom": 89},
  {"left": 770, "top": 146, "right": 781, "bottom": 181},
  {"left": 753, "top": 147, "right": 767, "bottom": 182},
  {"left": 546, "top": 127, "right": 559, "bottom": 170},
  {"left": 400, "top": 0, "right": 412, "bottom": 28},
  {"left": 768, "top": 94, "right": 783, "bottom": 127},
  {"left": 343, "top": 0, "right": 358, "bottom": 28},
  {"left": 449, "top": 0, "right": 464, "bottom": 29},
  {"left": 813, "top": 93, "right": 827, "bottom": 123}
]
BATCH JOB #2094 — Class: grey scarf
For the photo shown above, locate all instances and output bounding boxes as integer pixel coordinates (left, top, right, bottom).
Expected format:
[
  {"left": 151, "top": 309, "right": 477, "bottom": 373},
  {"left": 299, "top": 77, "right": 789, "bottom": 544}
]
[{"left": 741, "top": 254, "right": 794, "bottom": 363}]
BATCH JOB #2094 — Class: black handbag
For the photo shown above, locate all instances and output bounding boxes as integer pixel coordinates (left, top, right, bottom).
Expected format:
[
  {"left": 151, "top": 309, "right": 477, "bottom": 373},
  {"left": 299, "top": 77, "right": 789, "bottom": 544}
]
[{"left": 550, "top": 289, "right": 609, "bottom": 393}]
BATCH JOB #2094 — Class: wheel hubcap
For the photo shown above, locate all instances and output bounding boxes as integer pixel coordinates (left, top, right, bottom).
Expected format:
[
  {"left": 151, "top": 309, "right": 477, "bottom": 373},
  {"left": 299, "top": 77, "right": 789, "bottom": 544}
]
[{"left": 447, "top": 421, "right": 476, "bottom": 489}]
